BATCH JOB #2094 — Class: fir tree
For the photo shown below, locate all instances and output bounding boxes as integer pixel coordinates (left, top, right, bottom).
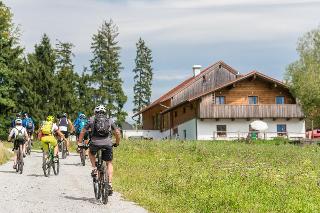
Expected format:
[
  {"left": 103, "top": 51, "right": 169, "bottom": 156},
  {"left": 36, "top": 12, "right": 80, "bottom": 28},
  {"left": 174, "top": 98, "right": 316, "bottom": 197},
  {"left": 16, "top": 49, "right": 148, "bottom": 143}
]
[
  {"left": 90, "top": 20, "right": 127, "bottom": 124},
  {"left": 132, "top": 38, "right": 153, "bottom": 127}
]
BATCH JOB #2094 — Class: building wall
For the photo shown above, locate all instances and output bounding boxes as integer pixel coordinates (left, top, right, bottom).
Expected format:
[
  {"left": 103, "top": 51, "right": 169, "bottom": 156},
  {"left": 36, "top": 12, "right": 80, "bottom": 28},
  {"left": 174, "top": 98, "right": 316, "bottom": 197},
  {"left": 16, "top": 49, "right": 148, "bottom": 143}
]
[
  {"left": 176, "top": 119, "right": 197, "bottom": 140},
  {"left": 142, "top": 99, "right": 171, "bottom": 130},
  {"left": 201, "top": 77, "right": 295, "bottom": 106},
  {"left": 172, "top": 101, "right": 197, "bottom": 128},
  {"left": 197, "top": 118, "right": 305, "bottom": 140}
]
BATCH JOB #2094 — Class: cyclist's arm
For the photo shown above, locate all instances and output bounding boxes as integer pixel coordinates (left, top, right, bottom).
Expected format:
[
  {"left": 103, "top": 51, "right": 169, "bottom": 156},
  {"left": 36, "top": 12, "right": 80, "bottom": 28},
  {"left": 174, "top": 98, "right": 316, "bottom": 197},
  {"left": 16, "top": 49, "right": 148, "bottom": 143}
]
[
  {"left": 68, "top": 119, "right": 75, "bottom": 132},
  {"left": 56, "top": 129, "right": 66, "bottom": 140},
  {"left": 113, "top": 128, "right": 121, "bottom": 145},
  {"left": 8, "top": 129, "right": 14, "bottom": 142},
  {"left": 37, "top": 130, "right": 43, "bottom": 140}
]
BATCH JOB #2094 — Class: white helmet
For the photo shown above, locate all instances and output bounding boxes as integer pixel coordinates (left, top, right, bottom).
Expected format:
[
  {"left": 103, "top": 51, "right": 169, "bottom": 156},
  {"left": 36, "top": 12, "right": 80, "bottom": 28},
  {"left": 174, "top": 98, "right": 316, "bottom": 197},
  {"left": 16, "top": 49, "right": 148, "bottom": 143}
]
[
  {"left": 15, "top": 118, "right": 22, "bottom": 125},
  {"left": 94, "top": 105, "right": 106, "bottom": 114}
]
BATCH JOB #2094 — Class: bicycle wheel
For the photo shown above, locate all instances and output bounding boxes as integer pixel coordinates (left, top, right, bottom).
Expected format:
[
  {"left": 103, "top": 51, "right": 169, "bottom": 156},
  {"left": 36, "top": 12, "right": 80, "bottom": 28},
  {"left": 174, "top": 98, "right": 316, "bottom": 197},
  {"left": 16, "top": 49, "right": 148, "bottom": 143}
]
[
  {"left": 61, "top": 141, "right": 66, "bottom": 159},
  {"left": 80, "top": 148, "right": 86, "bottom": 166},
  {"left": 27, "top": 140, "right": 32, "bottom": 155},
  {"left": 53, "top": 156, "right": 59, "bottom": 175},
  {"left": 42, "top": 152, "right": 51, "bottom": 177},
  {"left": 101, "top": 171, "right": 109, "bottom": 204},
  {"left": 19, "top": 150, "right": 24, "bottom": 174},
  {"left": 93, "top": 178, "right": 101, "bottom": 200}
]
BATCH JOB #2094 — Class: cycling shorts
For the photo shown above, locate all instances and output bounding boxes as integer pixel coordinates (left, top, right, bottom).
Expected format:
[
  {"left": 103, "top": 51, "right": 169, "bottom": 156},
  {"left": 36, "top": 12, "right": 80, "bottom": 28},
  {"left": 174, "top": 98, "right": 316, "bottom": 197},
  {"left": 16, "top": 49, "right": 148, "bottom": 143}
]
[
  {"left": 89, "top": 144, "right": 113, "bottom": 161},
  {"left": 13, "top": 139, "right": 25, "bottom": 150},
  {"left": 61, "top": 131, "right": 69, "bottom": 139},
  {"left": 41, "top": 135, "right": 57, "bottom": 152}
]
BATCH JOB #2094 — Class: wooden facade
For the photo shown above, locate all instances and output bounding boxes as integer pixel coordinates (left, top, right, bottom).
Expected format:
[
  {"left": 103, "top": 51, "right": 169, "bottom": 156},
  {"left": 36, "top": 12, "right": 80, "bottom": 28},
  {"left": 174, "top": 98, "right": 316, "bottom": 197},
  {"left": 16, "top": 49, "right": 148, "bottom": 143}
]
[{"left": 171, "top": 63, "right": 237, "bottom": 106}]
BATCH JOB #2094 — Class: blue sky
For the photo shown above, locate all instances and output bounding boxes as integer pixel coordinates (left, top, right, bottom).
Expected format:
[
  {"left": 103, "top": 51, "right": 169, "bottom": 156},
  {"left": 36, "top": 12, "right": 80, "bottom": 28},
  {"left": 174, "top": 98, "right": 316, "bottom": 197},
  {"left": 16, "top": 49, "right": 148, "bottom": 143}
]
[{"left": 4, "top": 0, "right": 320, "bottom": 122}]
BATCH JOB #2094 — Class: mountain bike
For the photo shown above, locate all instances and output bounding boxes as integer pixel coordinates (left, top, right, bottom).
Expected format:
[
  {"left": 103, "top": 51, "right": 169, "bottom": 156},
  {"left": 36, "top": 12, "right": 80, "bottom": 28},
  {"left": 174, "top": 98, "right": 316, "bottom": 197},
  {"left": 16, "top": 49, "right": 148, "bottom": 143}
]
[
  {"left": 79, "top": 141, "right": 89, "bottom": 166},
  {"left": 58, "top": 137, "right": 67, "bottom": 159},
  {"left": 26, "top": 131, "right": 33, "bottom": 155},
  {"left": 14, "top": 140, "right": 24, "bottom": 174},
  {"left": 42, "top": 143, "right": 59, "bottom": 177},
  {"left": 92, "top": 143, "right": 117, "bottom": 204}
]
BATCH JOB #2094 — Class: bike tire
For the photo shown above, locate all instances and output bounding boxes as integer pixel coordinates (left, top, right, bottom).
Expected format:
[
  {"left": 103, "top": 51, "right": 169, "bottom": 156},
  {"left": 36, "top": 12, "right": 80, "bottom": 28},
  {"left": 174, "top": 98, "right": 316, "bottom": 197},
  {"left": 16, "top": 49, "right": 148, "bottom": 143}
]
[
  {"left": 61, "top": 141, "right": 67, "bottom": 159},
  {"left": 27, "top": 140, "right": 32, "bottom": 155},
  {"left": 19, "top": 161, "right": 23, "bottom": 174},
  {"left": 53, "top": 157, "right": 59, "bottom": 175},
  {"left": 80, "top": 148, "right": 86, "bottom": 166},
  {"left": 15, "top": 148, "right": 20, "bottom": 173},
  {"left": 42, "top": 153, "right": 51, "bottom": 177},
  {"left": 93, "top": 179, "right": 100, "bottom": 200},
  {"left": 101, "top": 171, "right": 109, "bottom": 204}
]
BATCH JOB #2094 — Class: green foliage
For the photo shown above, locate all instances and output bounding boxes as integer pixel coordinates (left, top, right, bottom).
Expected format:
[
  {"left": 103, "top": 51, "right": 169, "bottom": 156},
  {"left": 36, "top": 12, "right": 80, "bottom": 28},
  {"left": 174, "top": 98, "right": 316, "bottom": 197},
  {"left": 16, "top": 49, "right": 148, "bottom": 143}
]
[
  {"left": 286, "top": 26, "right": 320, "bottom": 128},
  {"left": 132, "top": 38, "right": 153, "bottom": 127},
  {"left": 114, "top": 140, "right": 320, "bottom": 212},
  {"left": 90, "top": 20, "right": 127, "bottom": 124},
  {"left": 0, "top": 142, "right": 13, "bottom": 165}
]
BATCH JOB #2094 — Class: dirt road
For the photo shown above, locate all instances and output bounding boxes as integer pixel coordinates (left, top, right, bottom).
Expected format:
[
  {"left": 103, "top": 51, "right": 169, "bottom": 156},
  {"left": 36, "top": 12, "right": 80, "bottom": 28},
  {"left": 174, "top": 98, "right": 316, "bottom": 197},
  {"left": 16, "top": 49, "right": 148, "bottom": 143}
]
[{"left": 0, "top": 151, "right": 147, "bottom": 213}]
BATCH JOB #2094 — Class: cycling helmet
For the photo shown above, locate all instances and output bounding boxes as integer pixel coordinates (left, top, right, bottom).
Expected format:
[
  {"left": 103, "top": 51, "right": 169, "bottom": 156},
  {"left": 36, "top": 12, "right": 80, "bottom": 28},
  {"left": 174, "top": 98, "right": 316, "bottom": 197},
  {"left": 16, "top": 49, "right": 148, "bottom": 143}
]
[
  {"left": 79, "top": 113, "right": 86, "bottom": 119},
  {"left": 94, "top": 105, "right": 106, "bottom": 114},
  {"left": 47, "top": 115, "right": 54, "bottom": 122},
  {"left": 24, "top": 112, "right": 28, "bottom": 117},
  {"left": 16, "top": 112, "right": 22, "bottom": 118},
  {"left": 62, "top": 112, "right": 67, "bottom": 117},
  {"left": 15, "top": 118, "right": 22, "bottom": 125}
]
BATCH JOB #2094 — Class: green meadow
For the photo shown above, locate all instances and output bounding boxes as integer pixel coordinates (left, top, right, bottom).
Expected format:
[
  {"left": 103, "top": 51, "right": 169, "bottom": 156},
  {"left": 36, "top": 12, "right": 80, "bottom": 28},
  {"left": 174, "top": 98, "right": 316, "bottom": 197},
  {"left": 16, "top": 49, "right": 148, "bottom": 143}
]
[{"left": 113, "top": 139, "right": 320, "bottom": 213}]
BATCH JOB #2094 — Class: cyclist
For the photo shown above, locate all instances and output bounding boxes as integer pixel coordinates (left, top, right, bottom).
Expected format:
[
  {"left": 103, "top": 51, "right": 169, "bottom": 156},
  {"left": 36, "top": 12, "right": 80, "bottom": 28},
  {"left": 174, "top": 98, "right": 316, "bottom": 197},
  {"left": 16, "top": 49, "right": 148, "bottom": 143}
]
[
  {"left": 78, "top": 105, "right": 120, "bottom": 195},
  {"left": 74, "top": 112, "right": 83, "bottom": 140},
  {"left": 38, "top": 115, "right": 66, "bottom": 162},
  {"left": 22, "top": 113, "right": 35, "bottom": 145},
  {"left": 8, "top": 118, "right": 29, "bottom": 169},
  {"left": 10, "top": 112, "right": 22, "bottom": 129},
  {"left": 75, "top": 113, "right": 89, "bottom": 149},
  {"left": 58, "top": 113, "right": 74, "bottom": 154}
]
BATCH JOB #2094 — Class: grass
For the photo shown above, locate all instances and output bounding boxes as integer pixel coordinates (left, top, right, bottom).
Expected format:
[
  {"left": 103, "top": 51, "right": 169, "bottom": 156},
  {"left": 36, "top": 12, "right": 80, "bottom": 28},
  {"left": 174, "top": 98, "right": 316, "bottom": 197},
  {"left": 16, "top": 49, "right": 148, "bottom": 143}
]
[
  {"left": 113, "top": 139, "right": 320, "bottom": 213},
  {"left": 0, "top": 142, "right": 13, "bottom": 165}
]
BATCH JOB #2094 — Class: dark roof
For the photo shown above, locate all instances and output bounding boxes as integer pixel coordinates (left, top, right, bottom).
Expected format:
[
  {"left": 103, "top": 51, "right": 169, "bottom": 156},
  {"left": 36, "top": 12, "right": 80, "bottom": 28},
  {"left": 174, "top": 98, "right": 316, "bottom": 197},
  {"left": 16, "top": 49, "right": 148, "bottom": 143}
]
[{"left": 134, "top": 61, "right": 238, "bottom": 116}]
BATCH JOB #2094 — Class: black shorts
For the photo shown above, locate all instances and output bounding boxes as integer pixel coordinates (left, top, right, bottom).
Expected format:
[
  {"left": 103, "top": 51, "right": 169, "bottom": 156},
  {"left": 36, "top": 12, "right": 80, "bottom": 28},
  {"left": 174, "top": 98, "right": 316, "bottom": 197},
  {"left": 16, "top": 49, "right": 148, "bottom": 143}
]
[
  {"left": 61, "top": 131, "right": 69, "bottom": 138},
  {"left": 14, "top": 140, "right": 25, "bottom": 150},
  {"left": 89, "top": 144, "right": 113, "bottom": 161}
]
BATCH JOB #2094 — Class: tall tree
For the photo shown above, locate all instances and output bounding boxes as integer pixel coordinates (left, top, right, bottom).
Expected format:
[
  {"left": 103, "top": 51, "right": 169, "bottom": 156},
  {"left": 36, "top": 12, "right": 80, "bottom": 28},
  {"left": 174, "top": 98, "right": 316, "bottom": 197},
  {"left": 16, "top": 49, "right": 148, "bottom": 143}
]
[
  {"left": 90, "top": 20, "right": 127, "bottom": 124},
  {"left": 55, "top": 41, "right": 79, "bottom": 115},
  {"left": 132, "top": 38, "right": 153, "bottom": 127},
  {"left": 286, "top": 26, "right": 320, "bottom": 128},
  {"left": 76, "top": 67, "right": 95, "bottom": 116},
  {"left": 0, "top": 2, "right": 24, "bottom": 138}
]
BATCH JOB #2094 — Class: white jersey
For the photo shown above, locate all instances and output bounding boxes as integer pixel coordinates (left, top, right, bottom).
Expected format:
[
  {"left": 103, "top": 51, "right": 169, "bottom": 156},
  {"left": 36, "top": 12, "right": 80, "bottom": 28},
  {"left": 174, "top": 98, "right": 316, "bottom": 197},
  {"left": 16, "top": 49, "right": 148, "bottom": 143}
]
[{"left": 9, "top": 126, "right": 28, "bottom": 140}]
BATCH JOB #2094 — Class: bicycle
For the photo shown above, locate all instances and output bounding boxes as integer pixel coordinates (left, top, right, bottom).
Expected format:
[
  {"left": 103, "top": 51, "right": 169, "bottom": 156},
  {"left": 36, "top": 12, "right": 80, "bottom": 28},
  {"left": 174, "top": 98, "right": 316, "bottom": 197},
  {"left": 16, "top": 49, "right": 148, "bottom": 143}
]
[
  {"left": 26, "top": 131, "right": 33, "bottom": 155},
  {"left": 78, "top": 140, "right": 89, "bottom": 166},
  {"left": 58, "top": 137, "right": 67, "bottom": 159},
  {"left": 13, "top": 140, "right": 24, "bottom": 174},
  {"left": 92, "top": 143, "right": 117, "bottom": 204},
  {"left": 42, "top": 143, "right": 59, "bottom": 177}
]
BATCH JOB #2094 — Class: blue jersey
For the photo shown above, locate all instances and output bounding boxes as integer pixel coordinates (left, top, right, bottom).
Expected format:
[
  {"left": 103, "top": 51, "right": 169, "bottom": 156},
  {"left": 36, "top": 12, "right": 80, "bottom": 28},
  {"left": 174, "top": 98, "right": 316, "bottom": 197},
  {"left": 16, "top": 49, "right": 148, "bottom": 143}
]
[
  {"left": 75, "top": 118, "right": 88, "bottom": 134},
  {"left": 22, "top": 117, "right": 34, "bottom": 130}
]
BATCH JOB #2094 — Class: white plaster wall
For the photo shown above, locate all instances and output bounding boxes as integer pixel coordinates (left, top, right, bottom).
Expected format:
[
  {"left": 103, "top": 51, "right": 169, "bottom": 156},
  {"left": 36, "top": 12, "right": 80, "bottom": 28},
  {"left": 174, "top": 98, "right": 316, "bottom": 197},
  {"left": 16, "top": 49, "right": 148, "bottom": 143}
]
[
  {"left": 197, "top": 118, "right": 305, "bottom": 140},
  {"left": 177, "top": 119, "right": 197, "bottom": 140}
]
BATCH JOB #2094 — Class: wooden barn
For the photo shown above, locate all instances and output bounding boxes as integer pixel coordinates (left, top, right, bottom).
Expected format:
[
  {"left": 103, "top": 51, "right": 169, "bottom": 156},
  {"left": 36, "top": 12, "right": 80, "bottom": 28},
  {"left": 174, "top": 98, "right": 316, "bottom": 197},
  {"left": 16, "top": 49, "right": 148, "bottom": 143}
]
[{"left": 133, "top": 61, "right": 305, "bottom": 140}]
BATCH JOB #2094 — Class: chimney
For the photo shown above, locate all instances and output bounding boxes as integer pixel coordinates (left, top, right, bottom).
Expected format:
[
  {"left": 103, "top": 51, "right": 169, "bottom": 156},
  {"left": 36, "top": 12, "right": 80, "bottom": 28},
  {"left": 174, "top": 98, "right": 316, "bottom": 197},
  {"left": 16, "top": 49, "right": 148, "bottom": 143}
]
[{"left": 192, "top": 65, "right": 202, "bottom": 77}]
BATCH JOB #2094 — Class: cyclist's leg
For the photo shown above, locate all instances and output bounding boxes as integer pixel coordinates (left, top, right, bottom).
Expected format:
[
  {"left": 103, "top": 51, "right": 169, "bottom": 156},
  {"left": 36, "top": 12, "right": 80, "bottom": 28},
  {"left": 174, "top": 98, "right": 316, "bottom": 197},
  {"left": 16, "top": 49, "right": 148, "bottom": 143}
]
[
  {"left": 13, "top": 142, "right": 18, "bottom": 167},
  {"left": 41, "top": 136, "right": 50, "bottom": 158},
  {"left": 102, "top": 146, "right": 113, "bottom": 185},
  {"left": 88, "top": 144, "right": 98, "bottom": 175},
  {"left": 47, "top": 136, "right": 58, "bottom": 156}
]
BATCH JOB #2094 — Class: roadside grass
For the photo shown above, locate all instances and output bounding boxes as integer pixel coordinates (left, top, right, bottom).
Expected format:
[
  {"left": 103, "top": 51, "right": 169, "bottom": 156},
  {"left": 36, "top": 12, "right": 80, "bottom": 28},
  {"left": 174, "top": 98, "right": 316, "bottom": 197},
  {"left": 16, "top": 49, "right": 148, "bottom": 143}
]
[
  {"left": 0, "top": 142, "right": 13, "bottom": 165},
  {"left": 113, "top": 139, "right": 320, "bottom": 213}
]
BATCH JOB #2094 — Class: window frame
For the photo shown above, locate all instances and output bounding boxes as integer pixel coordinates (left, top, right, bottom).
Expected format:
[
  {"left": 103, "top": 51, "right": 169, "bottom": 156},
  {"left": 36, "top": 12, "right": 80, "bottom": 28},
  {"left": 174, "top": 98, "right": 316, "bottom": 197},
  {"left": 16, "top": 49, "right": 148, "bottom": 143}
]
[
  {"left": 216, "top": 125, "right": 227, "bottom": 137},
  {"left": 248, "top": 96, "right": 258, "bottom": 105},
  {"left": 276, "top": 96, "right": 285, "bottom": 104},
  {"left": 277, "top": 124, "right": 287, "bottom": 136},
  {"left": 215, "top": 96, "right": 225, "bottom": 105}
]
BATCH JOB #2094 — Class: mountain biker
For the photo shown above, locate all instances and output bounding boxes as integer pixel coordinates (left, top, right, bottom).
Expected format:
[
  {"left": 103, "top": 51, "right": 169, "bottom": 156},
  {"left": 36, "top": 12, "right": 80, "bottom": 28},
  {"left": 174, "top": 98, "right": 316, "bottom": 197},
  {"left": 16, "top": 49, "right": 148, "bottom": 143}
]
[
  {"left": 38, "top": 115, "right": 66, "bottom": 162},
  {"left": 78, "top": 105, "right": 121, "bottom": 195},
  {"left": 8, "top": 118, "right": 29, "bottom": 169},
  {"left": 74, "top": 112, "right": 83, "bottom": 140},
  {"left": 58, "top": 113, "right": 74, "bottom": 154},
  {"left": 10, "top": 112, "right": 22, "bottom": 129},
  {"left": 22, "top": 113, "right": 35, "bottom": 142}
]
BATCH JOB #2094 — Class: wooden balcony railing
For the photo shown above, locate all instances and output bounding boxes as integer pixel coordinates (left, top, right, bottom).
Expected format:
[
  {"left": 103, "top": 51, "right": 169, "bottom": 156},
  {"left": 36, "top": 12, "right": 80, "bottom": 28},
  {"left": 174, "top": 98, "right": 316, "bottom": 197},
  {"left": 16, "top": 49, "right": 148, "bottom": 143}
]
[{"left": 199, "top": 104, "right": 304, "bottom": 119}]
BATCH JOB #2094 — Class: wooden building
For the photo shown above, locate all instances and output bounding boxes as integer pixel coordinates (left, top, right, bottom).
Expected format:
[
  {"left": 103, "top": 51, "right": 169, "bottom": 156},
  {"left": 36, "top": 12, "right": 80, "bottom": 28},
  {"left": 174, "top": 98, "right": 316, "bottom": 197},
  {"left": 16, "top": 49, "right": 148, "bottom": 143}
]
[{"left": 134, "top": 61, "right": 305, "bottom": 140}]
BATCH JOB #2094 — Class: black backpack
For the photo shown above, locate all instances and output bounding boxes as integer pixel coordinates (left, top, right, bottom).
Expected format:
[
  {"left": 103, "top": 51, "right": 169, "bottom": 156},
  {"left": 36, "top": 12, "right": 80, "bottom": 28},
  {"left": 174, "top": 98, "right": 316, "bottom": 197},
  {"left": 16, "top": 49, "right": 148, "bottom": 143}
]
[{"left": 93, "top": 114, "right": 111, "bottom": 137}]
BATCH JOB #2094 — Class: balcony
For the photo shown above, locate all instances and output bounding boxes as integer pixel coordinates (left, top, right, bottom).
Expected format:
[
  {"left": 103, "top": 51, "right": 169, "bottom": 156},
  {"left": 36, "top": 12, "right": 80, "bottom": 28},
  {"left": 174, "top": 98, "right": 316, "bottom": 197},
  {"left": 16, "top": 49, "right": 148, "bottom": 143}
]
[{"left": 199, "top": 104, "right": 304, "bottom": 119}]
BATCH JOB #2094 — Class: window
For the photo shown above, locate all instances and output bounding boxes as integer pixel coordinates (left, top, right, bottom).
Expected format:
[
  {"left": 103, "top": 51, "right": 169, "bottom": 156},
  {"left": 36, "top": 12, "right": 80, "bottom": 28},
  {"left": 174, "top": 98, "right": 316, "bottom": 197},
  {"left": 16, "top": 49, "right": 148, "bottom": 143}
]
[
  {"left": 183, "top": 107, "right": 186, "bottom": 114},
  {"left": 277, "top": 124, "right": 287, "bottom": 136},
  {"left": 174, "top": 111, "right": 178, "bottom": 117},
  {"left": 215, "top": 96, "right": 225, "bottom": 104},
  {"left": 248, "top": 96, "right": 258, "bottom": 104},
  {"left": 276, "top": 96, "right": 285, "bottom": 104},
  {"left": 217, "top": 125, "right": 227, "bottom": 137},
  {"left": 183, "top": 130, "right": 187, "bottom": 140}
]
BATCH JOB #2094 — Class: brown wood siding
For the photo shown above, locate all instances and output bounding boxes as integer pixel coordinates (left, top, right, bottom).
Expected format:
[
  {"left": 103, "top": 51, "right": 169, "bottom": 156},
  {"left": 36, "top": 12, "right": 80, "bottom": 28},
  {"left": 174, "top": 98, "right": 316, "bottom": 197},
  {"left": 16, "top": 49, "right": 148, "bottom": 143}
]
[
  {"left": 142, "top": 99, "right": 171, "bottom": 130},
  {"left": 172, "top": 66, "right": 237, "bottom": 106},
  {"left": 199, "top": 77, "right": 304, "bottom": 118},
  {"left": 208, "top": 78, "right": 295, "bottom": 105},
  {"left": 172, "top": 102, "right": 197, "bottom": 128},
  {"left": 199, "top": 104, "right": 304, "bottom": 118}
]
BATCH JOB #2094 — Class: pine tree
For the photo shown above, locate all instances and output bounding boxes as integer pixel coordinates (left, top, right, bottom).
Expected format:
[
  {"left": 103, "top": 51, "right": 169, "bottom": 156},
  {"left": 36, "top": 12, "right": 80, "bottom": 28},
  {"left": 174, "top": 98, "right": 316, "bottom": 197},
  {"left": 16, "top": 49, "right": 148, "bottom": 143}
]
[
  {"left": 132, "top": 38, "right": 153, "bottom": 127},
  {"left": 76, "top": 67, "right": 95, "bottom": 116},
  {"left": 0, "top": 2, "right": 24, "bottom": 137},
  {"left": 90, "top": 20, "right": 127, "bottom": 124},
  {"left": 55, "top": 41, "right": 79, "bottom": 115}
]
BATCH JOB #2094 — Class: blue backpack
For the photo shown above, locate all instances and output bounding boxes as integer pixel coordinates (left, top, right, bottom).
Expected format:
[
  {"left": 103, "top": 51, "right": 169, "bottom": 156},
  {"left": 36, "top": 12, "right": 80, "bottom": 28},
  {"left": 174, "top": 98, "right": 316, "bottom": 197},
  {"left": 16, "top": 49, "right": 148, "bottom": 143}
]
[{"left": 76, "top": 119, "right": 87, "bottom": 134}]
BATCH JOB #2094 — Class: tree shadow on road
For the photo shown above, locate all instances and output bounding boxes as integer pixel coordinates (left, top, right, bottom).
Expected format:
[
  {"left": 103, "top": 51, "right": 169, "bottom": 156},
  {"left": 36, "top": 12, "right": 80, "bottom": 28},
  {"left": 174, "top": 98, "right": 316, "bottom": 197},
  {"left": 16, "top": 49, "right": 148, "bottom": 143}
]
[
  {"left": 64, "top": 195, "right": 97, "bottom": 204},
  {"left": 62, "top": 163, "right": 81, "bottom": 166},
  {"left": 27, "top": 174, "right": 44, "bottom": 177}
]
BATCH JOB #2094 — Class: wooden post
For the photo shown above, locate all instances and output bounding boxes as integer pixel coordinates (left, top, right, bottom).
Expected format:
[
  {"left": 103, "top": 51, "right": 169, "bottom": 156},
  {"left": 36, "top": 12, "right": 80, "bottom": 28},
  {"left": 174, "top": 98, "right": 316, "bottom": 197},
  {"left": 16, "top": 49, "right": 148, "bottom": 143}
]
[{"left": 312, "top": 120, "right": 314, "bottom": 139}]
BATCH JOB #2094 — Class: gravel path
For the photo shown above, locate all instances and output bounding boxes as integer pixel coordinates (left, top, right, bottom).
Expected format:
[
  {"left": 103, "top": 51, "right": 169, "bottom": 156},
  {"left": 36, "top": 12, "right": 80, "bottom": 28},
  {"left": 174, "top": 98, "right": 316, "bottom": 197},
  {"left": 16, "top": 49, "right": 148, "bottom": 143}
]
[{"left": 0, "top": 150, "right": 148, "bottom": 213}]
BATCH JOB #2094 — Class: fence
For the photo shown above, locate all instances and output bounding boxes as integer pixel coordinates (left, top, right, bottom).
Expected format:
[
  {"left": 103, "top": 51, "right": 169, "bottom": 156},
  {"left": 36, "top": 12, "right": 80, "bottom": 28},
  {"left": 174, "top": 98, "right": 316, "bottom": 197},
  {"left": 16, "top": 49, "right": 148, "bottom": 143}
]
[{"left": 212, "top": 131, "right": 305, "bottom": 140}]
